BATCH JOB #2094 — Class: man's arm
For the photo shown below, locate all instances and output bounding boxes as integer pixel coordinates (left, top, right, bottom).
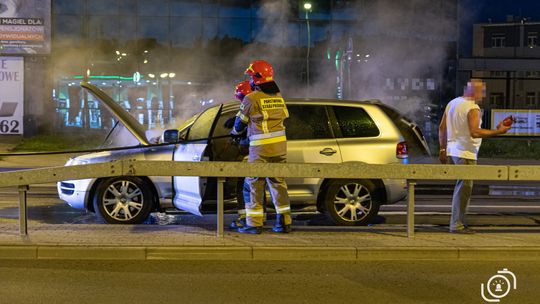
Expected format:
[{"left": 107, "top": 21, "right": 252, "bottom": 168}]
[
  {"left": 231, "top": 97, "right": 251, "bottom": 136},
  {"left": 468, "top": 109, "right": 510, "bottom": 138},
  {"left": 438, "top": 111, "right": 448, "bottom": 164}
]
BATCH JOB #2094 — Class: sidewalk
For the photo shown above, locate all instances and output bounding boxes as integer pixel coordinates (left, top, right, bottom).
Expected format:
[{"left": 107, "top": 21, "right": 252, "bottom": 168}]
[{"left": 1, "top": 219, "right": 540, "bottom": 261}]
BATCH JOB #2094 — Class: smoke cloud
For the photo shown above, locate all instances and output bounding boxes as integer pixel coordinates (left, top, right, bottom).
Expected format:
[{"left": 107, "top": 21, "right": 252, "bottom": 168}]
[{"left": 48, "top": 0, "right": 457, "bottom": 145}]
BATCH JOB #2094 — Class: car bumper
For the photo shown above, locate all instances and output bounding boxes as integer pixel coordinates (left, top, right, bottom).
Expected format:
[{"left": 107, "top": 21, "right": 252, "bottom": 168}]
[
  {"left": 382, "top": 178, "right": 407, "bottom": 204},
  {"left": 57, "top": 179, "right": 93, "bottom": 210}
]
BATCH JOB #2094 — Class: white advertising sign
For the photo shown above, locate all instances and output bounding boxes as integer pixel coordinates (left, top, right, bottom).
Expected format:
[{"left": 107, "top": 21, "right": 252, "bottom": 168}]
[
  {"left": 0, "top": 0, "right": 51, "bottom": 54},
  {"left": 491, "top": 109, "right": 540, "bottom": 136},
  {"left": 0, "top": 56, "right": 23, "bottom": 135}
]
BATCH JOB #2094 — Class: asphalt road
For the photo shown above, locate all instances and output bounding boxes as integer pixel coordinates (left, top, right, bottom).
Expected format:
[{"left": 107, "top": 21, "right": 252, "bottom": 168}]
[
  {"left": 0, "top": 191, "right": 539, "bottom": 228},
  {"left": 0, "top": 259, "right": 538, "bottom": 304}
]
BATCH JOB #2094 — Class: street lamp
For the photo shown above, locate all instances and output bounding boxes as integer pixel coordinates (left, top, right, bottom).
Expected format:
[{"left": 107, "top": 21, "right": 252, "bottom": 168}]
[{"left": 303, "top": 2, "right": 312, "bottom": 95}]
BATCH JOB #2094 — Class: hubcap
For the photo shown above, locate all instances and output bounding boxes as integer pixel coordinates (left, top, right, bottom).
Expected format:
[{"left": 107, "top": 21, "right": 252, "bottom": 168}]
[
  {"left": 333, "top": 183, "right": 372, "bottom": 222},
  {"left": 102, "top": 180, "right": 144, "bottom": 221}
]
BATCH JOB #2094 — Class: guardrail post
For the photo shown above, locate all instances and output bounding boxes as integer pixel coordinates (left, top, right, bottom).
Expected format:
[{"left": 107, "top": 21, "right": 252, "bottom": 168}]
[
  {"left": 217, "top": 177, "right": 225, "bottom": 238},
  {"left": 407, "top": 180, "right": 416, "bottom": 238},
  {"left": 18, "top": 185, "right": 29, "bottom": 236}
]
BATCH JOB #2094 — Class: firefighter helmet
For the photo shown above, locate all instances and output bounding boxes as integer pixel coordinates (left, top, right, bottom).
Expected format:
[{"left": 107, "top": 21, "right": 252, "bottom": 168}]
[
  {"left": 234, "top": 80, "right": 252, "bottom": 101},
  {"left": 245, "top": 60, "right": 274, "bottom": 85}
]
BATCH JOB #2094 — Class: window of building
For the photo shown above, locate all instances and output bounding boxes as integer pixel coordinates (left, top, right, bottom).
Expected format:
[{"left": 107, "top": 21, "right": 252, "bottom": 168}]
[
  {"left": 88, "top": 0, "right": 118, "bottom": 15},
  {"left": 489, "top": 92, "right": 505, "bottom": 108},
  {"left": 491, "top": 33, "right": 506, "bottom": 48},
  {"left": 53, "top": 15, "right": 84, "bottom": 45},
  {"left": 285, "top": 105, "right": 333, "bottom": 140},
  {"left": 53, "top": 0, "right": 84, "bottom": 14},
  {"left": 139, "top": 17, "right": 170, "bottom": 45},
  {"left": 170, "top": 0, "right": 202, "bottom": 17},
  {"left": 203, "top": 18, "right": 219, "bottom": 41},
  {"left": 218, "top": 18, "right": 251, "bottom": 42},
  {"left": 202, "top": 0, "right": 219, "bottom": 17},
  {"left": 490, "top": 71, "right": 506, "bottom": 78},
  {"left": 115, "top": 16, "right": 138, "bottom": 42},
  {"left": 528, "top": 32, "right": 538, "bottom": 48},
  {"left": 526, "top": 92, "right": 537, "bottom": 107},
  {"left": 220, "top": 0, "right": 251, "bottom": 18},
  {"left": 526, "top": 71, "right": 540, "bottom": 78},
  {"left": 171, "top": 17, "right": 202, "bottom": 47},
  {"left": 332, "top": 106, "right": 380, "bottom": 138},
  {"left": 119, "top": 0, "right": 137, "bottom": 15},
  {"left": 138, "top": 0, "right": 169, "bottom": 16},
  {"left": 88, "top": 16, "right": 118, "bottom": 40}
]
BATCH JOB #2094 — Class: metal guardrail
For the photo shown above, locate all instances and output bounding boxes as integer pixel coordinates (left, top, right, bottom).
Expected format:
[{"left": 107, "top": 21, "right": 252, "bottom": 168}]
[{"left": 0, "top": 160, "right": 538, "bottom": 238}]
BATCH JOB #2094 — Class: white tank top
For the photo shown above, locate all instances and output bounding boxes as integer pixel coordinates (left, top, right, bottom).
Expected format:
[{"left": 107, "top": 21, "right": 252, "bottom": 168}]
[{"left": 445, "top": 96, "right": 482, "bottom": 160}]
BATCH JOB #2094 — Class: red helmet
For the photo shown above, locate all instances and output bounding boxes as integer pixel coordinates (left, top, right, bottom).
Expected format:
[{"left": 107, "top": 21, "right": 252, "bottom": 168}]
[
  {"left": 245, "top": 60, "right": 274, "bottom": 85},
  {"left": 234, "top": 80, "right": 252, "bottom": 101}
]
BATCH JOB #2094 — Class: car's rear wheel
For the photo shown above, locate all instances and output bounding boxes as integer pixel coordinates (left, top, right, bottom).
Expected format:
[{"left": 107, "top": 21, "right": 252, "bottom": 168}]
[
  {"left": 323, "top": 179, "right": 380, "bottom": 226},
  {"left": 93, "top": 176, "right": 154, "bottom": 224}
]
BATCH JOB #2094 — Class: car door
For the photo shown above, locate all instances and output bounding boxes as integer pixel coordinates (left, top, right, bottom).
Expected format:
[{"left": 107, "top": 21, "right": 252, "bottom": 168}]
[
  {"left": 329, "top": 105, "right": 395, "bottom": 164},
  {"left": 173, "top": 104, "right": 223, "bottom": 215},
  {"left": 285, "top": 104, "right": 342, "bottom": 202}
]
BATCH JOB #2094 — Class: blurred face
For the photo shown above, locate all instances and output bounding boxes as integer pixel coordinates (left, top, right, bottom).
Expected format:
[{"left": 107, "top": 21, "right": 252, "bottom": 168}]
[
  {"left": 472, "top": 81, "right": 486, "bottom": 102},
  {"left": 465, "top": 80, "right": 486, "bottom": 102}
]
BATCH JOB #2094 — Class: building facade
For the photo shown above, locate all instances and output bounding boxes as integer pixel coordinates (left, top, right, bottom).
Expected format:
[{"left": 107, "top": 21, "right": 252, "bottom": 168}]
[
  {"left": 0, "top": 0, "right": 457, "bottom": 138},
  {"left": 459, "top": 18, "right": 540, "bottom": 113}
]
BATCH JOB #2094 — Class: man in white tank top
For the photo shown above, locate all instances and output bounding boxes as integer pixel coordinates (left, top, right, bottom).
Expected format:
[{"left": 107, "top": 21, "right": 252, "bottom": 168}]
[{"left": 438, "top": 79, "right": 511, "bottom": 233}]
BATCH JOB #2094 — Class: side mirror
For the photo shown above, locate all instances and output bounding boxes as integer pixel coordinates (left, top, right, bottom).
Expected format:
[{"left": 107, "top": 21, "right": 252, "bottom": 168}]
[{"left": 161, "top": 129, "right": 179, "bottom": 143}]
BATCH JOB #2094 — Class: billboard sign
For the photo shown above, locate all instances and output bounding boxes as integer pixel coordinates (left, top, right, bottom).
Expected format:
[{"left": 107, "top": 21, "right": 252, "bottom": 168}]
[
  {"left": 0, "top": 0, "right": 51, "bottom": 54},
  {"left": 491, "top": 109, "right": 540, "bottom": 136},
  {"left": 0, "top": 56, "right": 23, "bottom": 135}
]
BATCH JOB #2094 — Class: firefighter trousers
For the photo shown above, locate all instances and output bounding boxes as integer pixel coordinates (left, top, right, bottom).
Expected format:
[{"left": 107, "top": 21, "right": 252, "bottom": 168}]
[{"left": 245, "top": 154, "right": 291, "bottom": 227}]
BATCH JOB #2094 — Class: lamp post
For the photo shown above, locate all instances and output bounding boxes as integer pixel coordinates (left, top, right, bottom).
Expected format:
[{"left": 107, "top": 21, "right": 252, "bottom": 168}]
[{"left": 303, "top": 2, "right": 312, "bottom": 95}]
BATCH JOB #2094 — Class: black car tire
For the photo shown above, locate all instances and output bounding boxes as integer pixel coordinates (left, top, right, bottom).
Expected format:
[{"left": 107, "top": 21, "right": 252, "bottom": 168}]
[
  {"left": 93, "top": 176, "right": 154, "bottom": 224},
  {"left": 323, "top": 179, "right": 380, "bottom": 226}
]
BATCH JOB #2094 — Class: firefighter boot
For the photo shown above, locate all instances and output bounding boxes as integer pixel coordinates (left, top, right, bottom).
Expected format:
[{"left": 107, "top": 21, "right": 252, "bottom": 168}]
[
  {"left": 229, "top": 217, "right": 246, "bottom": 230},
  {"left": 272, "top": 214, "right": 291, "bottom": 233},
  {"left": 238, "top": 225, "right": 263, "bottom": 234}
]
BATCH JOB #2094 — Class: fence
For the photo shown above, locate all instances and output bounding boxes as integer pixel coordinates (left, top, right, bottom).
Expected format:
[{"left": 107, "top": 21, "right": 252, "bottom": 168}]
[{"left": 0, "top": 160, "right": 538, "bottom": 238}]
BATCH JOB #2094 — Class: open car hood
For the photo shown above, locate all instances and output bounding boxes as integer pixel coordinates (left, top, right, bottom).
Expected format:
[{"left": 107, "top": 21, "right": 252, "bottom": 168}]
[{"left": 80, "top": 82, "right": 150, "bottom": 146}]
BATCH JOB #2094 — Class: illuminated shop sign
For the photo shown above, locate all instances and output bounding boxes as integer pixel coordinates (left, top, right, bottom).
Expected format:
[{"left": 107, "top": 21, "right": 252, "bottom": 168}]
[
  {"left": 0, "top": 0, "right": 51, "bottom": 55},
  {"left": 491, "top": 109, "right": 540, "bottom": 136}
]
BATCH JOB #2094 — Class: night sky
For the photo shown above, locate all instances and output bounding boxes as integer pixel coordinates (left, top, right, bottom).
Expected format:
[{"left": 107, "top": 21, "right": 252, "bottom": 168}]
[{"left": 459, "top": 0, "right": 540, "bottom": 55}]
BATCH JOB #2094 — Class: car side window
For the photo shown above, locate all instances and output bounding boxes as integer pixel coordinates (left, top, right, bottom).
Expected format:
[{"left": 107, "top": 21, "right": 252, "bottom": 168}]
[
  {"left": 332, "top": 106, "right": 380, "bottom": 138},
  {"left": 285, "top": 105, "right": 333, "bottom": 140},
  {"left": 187, "top": 105, "right": 221, "bottom": 141}
]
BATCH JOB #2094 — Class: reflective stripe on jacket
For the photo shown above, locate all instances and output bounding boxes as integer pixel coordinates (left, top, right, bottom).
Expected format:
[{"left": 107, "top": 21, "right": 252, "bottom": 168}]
[{"left": 237, "top": 91, "right": 289, "bottom": 157}]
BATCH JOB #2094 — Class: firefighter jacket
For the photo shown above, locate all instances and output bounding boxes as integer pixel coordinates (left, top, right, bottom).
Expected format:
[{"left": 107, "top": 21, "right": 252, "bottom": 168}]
[{"left": 233, "top": 90, "right": 289, "bottom": 157}]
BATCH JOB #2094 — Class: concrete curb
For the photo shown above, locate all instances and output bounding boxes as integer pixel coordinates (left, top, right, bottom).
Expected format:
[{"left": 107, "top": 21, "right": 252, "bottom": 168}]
[{"left": 2, "top": 245, "right": 540, "bottom": 261}]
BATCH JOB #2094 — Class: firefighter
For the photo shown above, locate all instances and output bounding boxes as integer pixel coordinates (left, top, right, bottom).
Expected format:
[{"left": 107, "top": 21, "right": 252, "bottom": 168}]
[
  {"left": 228, "top": 80, "right": 252, "bottom": 230},
  {"left": 231, "top": 60, "right": 291, "bottom": 234}
]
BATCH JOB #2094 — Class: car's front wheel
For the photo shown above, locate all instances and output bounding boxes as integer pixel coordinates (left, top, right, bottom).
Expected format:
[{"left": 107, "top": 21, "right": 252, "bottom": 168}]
[
  {"left": 93, "top": 176, "right": 154, "bottom": 224},
  {"left": 323, "top": 179, "right": 380, "bottom": 226}
]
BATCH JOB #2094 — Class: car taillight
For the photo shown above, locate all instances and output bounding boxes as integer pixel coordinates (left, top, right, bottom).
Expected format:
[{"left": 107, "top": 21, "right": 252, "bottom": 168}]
[{"left": 396, "top": 141, "right": 408, "bottom": 159}]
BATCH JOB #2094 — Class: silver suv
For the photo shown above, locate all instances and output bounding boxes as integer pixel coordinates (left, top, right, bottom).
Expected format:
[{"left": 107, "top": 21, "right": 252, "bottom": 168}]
[{"left": 58, "top": 83, "right": 430, "bottom": 226}]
